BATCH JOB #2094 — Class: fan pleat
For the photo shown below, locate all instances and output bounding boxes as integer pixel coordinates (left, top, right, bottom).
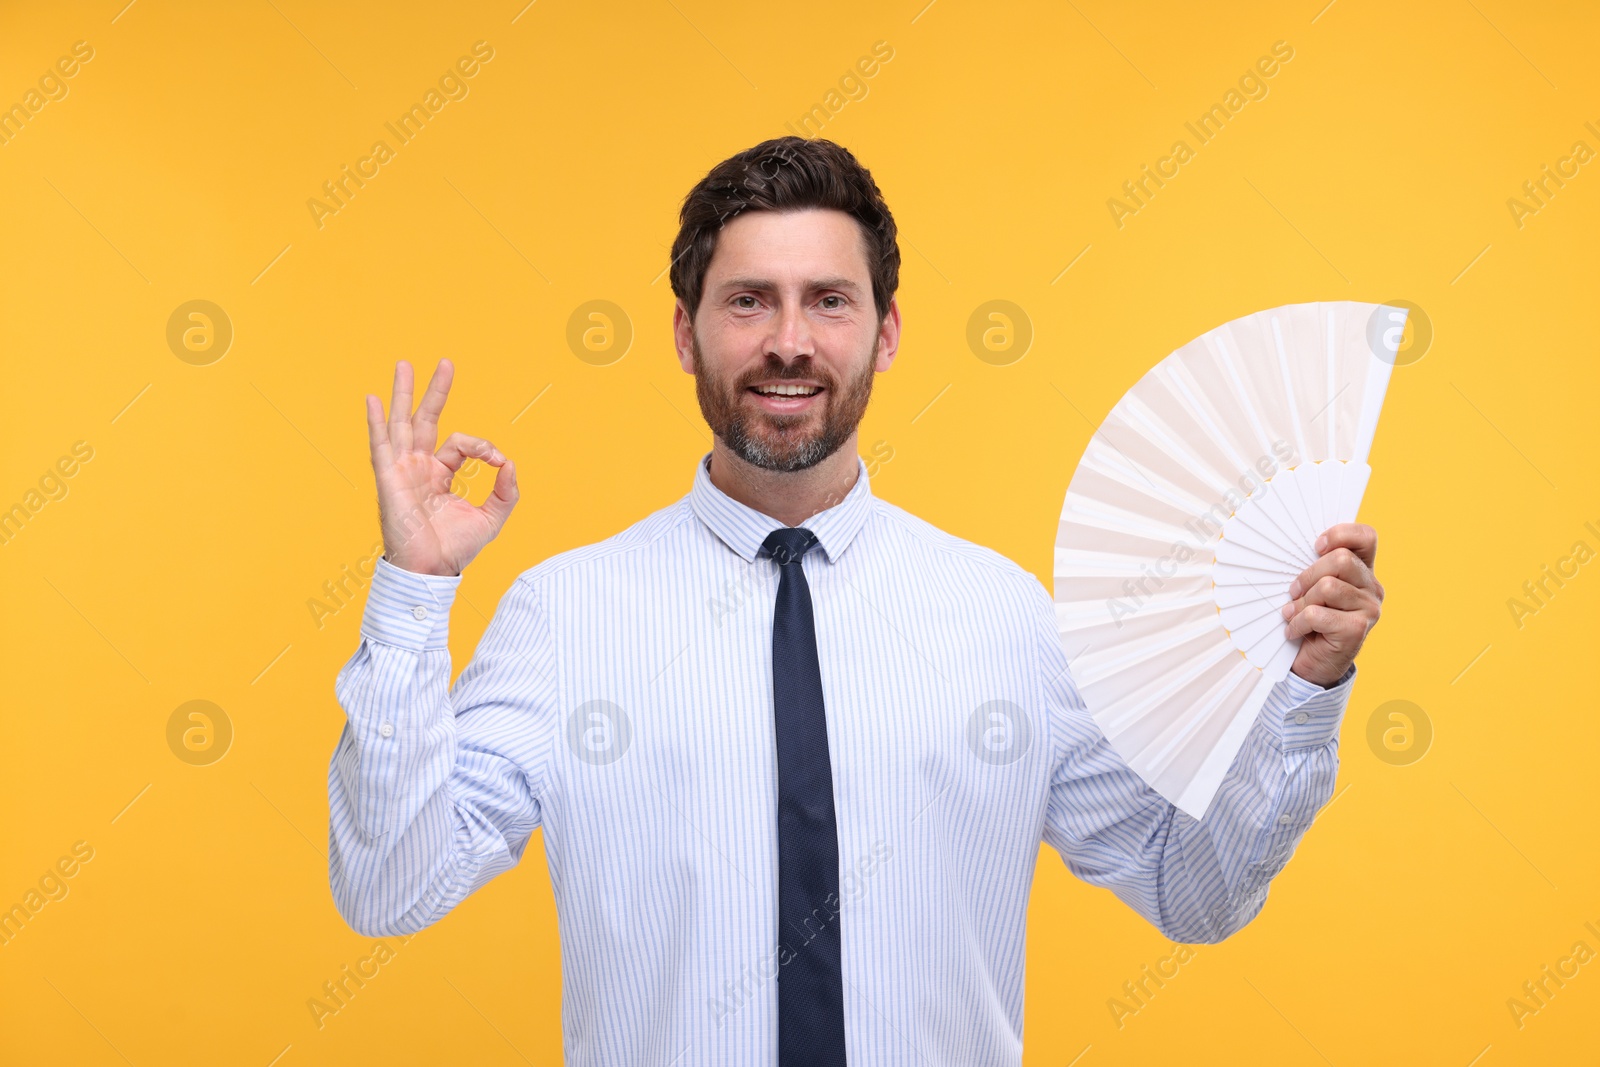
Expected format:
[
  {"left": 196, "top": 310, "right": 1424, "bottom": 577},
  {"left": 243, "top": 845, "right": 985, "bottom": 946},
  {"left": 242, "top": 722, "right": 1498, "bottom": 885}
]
[
  {"left": 1117, "top": 658, "right": 1261, "bottom": 785},
  {"left": 1070, "top": 603, "right": 1223, "bottom": 683},
  {"left": 1093, "top": 646, "right": 1243, "bottom": 759},
  {"left": 1222, "top": 318, "right": 1296, "bottom": 464},
  {"left": 1064, "top": 464, "right": 1208, "bottom": 532},
  {"left": 1161, "top": 360, "right": 1264, "bottom": 482},
  {"left": 1056, "top": 520, "right": 1198, "bottom": 563},
  {"left": 1138, "top": 368, "right": 1251, "bottom": 486},
  {"left": 1174, "top": 671, "right": 1281, "bottom": 815},
  {"left": 1118, "top": 395, "right": 1241, "bottom": 500},
  {"left": 1270, "top": 314, "right": 1314, "bottom": 467},
  {"left": 1324, "top": 310, "right": 1339, "bottom": 460},
  {"left": 1097, "top": 409, "right": 1230, "bottom": 506},
  {"left": 1074, "top": 439, "right": 1211, "bottom": 516},
  {"left": 1080, "top": 626, "right": 1235, "bottom": 724}
]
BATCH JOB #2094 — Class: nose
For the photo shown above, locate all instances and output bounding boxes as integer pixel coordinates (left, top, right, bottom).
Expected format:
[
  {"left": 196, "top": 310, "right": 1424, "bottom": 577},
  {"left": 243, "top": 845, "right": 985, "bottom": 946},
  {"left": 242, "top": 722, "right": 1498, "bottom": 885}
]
[{"left": 766, "top": 298, "right": 815, "bottom": 364}]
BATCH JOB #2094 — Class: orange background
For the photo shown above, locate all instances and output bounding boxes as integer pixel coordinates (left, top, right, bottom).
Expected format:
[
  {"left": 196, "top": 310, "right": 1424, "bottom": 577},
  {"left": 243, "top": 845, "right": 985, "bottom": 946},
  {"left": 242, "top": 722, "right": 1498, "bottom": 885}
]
[{"left": 1, "top": 1, "right": 1596, "bottom": 1063}]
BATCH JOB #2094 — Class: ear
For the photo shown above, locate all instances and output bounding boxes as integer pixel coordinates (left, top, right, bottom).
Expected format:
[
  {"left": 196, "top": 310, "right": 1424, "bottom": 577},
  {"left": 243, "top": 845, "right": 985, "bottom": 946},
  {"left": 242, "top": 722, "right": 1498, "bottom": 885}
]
[
  {"left": 672, "top": 299, "right": 695, "bottom": 374},
  {"left": 873, "top": 296, "right": 902, "bottom": 373}
]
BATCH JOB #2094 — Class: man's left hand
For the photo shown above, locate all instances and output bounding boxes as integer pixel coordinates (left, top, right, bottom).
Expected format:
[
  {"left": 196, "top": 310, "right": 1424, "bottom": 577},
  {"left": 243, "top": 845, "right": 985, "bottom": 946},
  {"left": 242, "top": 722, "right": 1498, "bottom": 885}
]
[{"left": 1282, "top": 522, "right": 1384, "bottom": 688}]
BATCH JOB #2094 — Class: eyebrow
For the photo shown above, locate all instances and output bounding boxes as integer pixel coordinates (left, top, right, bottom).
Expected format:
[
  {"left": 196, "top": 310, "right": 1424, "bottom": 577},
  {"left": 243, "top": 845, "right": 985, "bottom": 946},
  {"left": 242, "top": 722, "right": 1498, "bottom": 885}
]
[{"left": 716, "top": 276, "right": 864, "bottom": 296}]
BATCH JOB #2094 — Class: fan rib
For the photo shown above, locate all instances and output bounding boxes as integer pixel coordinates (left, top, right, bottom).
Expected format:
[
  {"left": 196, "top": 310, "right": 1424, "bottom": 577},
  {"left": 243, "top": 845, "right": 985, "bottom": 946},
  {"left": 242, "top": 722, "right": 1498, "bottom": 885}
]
[
  {"left": 1324, "top": 310, "right": 1338, "bottom": 461},
  {"left": 1270, "top": 314, "right": 1313, "bottom": 469}
]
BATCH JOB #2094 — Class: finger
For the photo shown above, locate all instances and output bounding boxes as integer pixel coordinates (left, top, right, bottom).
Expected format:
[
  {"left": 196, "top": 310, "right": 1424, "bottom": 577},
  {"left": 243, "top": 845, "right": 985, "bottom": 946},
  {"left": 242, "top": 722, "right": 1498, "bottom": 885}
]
[
  {"left": 389, "top": 360, "right": 414, "bottom": 453},
  {"left": 435, "top": 431, "right": 506, "bottom": 474},
  {"left": 1290, "top": 545, "right": 1377, "bottom": 599},
  {"left": 478, "top": 458, "right": 519, "bottom": 533},
  {"left": 412, "top": 358, "right": 455, "bottom": 454},
  {"left": 1282, "top": 574, "right": 1375, "bottom": 620},
  {"left": 365, "top": 394, "right": 393, "bottom": 471},
  {"left": 1286, "top": 603, "right": 1365, "bottom": 640},
  {"left": 1315, "top": 522, "right": 1377, "bottom": 570}
]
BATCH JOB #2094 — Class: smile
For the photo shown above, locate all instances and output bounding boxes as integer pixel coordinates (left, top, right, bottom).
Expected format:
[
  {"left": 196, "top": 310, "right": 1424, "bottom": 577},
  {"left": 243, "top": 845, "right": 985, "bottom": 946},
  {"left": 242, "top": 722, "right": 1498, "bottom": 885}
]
[
  {"left": 752, "top": 384, "right": 821, "bottom": 396},
  {"left": 746, "top": 380, "right": 826, "bottom": 414}
]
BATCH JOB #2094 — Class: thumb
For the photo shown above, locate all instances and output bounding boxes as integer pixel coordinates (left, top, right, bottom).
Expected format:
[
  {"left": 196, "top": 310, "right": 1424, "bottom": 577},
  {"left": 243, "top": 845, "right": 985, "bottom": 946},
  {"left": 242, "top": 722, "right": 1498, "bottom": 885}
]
[{"left": 478, "top": 458, "right": 519, "bottom": 534}]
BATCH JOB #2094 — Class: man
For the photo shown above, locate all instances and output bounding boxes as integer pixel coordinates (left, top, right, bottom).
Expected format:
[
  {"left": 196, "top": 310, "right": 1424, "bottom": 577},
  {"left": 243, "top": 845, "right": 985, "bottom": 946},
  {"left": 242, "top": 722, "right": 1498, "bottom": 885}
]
[{"left": 328, "top": 136, "right": 1383, "bottom": 1066}]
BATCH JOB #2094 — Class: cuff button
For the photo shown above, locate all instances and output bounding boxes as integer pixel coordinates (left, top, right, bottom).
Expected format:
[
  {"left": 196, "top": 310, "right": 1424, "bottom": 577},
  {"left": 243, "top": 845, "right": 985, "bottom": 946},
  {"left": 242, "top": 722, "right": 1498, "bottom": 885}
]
[
  {"left": 411, "top": 606, "right": 429, "bottom": 621},
  {"left": 1294, "top": 712, "right": 1309, "bottom": 725}
]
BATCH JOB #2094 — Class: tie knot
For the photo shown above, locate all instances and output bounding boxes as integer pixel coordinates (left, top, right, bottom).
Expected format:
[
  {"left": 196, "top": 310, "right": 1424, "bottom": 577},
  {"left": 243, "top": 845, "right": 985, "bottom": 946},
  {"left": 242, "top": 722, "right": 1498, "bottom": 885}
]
[{"left": 762, "top": 526, "right": 819, "bottom": 566}]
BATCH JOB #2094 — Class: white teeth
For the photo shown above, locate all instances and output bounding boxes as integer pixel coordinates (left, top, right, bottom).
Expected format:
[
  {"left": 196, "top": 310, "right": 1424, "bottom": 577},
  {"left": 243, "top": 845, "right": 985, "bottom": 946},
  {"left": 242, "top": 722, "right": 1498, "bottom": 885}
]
[{"left": 755, "top": 384, "right": 820, "bottom": 396}]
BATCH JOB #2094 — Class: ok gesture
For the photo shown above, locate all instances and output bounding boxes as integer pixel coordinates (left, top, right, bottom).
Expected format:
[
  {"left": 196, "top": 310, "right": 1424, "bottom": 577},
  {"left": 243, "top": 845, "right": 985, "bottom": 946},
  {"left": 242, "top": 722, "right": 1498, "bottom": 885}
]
[{"left": 365, "top": 359, "right": 518, "bottom": 577}]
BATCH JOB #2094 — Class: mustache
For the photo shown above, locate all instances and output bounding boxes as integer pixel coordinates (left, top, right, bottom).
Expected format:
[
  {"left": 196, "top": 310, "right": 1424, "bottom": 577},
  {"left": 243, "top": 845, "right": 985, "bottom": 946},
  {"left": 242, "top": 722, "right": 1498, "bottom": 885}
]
[{"left": 734, "top": 356, "right": 834, "bottom": 388}]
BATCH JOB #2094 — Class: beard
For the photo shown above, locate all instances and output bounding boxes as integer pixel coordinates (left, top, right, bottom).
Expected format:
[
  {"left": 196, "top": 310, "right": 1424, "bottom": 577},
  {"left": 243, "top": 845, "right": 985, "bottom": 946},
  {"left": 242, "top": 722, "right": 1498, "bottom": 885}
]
[{"left": 691, "top": 333, "right": 878, "bottom": 473}]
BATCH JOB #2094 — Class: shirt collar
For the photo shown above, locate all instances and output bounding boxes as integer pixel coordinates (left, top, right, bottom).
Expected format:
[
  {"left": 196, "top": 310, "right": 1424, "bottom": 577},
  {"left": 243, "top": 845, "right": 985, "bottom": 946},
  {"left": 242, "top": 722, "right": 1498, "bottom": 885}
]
[{"left": 688, "top": 450, "right": 875, "bottom": 565}]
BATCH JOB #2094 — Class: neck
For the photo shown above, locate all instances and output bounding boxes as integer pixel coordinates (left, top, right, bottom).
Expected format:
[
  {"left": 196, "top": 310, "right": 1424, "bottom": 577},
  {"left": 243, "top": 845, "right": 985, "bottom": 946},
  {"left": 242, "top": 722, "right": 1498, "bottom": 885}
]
[{"left": 707, "top": 434, "right": 861, "bottom": 527}]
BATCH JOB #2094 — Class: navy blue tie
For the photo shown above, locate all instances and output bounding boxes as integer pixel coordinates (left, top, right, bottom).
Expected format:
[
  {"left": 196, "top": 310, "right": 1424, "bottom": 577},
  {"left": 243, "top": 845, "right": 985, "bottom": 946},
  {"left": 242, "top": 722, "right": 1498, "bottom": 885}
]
[{"left": 762, "top": 526, "right": 847, "bottom": 1066}]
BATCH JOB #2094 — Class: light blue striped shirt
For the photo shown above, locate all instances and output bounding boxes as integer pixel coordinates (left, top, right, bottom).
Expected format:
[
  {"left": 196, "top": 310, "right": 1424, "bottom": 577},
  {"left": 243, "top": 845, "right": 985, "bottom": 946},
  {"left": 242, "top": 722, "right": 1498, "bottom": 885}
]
[{"left": 328, "top": 450, "right": 1353, "bottom": 1065}]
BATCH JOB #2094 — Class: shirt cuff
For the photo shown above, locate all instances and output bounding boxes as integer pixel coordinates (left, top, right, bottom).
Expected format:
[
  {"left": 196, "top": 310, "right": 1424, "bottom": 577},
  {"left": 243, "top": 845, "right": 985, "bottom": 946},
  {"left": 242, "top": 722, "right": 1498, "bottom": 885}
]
[
  {"left": 359, "top": 556, "right": 461, "bottom": 651},
  {"left": 1261, "top": 663, "right": 1357, "bottom": 751}
]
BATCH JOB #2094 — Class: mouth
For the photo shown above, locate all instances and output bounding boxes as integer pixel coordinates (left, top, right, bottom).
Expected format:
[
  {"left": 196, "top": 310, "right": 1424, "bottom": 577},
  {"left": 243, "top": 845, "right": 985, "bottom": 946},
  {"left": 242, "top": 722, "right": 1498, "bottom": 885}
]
[{"left": 746, "top": 381, "right": 825, "bottom": 414}]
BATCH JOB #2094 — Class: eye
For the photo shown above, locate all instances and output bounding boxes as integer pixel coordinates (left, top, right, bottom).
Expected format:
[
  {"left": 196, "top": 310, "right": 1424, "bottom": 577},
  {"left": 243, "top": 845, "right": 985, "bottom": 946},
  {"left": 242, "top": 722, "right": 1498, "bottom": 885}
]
[
  {"left": 733, "top": 295, "right": 760, "bottom": 309},
  {"left": 819, "top": 295, "right": 846, "bottom": 310}
]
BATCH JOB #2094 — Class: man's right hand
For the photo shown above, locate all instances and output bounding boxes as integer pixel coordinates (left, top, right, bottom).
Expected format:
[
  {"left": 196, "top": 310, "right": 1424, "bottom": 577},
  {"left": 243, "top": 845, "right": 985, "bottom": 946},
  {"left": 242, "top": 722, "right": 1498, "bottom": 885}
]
[{"left": 366, "top": 359, "right": 518, "bottom": 577}]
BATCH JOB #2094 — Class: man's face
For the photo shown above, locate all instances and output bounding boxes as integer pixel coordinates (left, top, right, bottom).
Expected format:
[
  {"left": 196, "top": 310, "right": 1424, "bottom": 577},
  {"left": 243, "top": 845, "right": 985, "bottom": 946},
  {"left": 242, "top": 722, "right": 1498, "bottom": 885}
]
[{"left": 674, "top": 207, "right": 899, "bottom": 473}]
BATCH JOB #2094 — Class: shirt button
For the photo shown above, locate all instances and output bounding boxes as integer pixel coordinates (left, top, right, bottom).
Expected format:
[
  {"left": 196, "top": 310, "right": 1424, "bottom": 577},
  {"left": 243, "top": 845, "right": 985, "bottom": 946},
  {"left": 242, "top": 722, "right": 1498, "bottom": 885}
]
[
  {"left": 1277, "top": 814, "right": 1294, "bottom": 825},
  {"left": 379, "top": 722, "right": 395, "bottom": 738},
  {"left": 411, "top": 606, "right": 428, "bottom": 621},
  {"left": 1294, "top": 712, "right": 1309, "bottom": 725}
]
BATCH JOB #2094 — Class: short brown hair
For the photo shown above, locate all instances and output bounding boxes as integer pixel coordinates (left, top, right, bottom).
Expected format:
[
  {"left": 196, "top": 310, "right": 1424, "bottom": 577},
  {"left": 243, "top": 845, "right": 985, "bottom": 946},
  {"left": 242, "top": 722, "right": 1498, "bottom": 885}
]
[{"left": 669, "top": 136, "right": 900, "bottom": 324}]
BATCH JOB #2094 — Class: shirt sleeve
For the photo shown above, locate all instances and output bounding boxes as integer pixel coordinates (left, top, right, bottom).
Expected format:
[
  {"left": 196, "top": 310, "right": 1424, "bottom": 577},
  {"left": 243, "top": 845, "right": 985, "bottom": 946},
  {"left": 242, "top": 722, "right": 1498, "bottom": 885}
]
[
  {"left": 1036, "top": 582, "right": 1354, "bottom": 944},
  {"left": 327, "top": 556, "right": 560, "bottom": 937}
]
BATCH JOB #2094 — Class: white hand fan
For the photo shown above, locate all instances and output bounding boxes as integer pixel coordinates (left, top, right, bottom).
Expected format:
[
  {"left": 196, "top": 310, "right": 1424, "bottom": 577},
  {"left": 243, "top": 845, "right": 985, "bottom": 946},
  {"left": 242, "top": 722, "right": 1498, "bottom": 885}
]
[{"left": 1053, "top": 301, "right": 1401, "bottom": 818}]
